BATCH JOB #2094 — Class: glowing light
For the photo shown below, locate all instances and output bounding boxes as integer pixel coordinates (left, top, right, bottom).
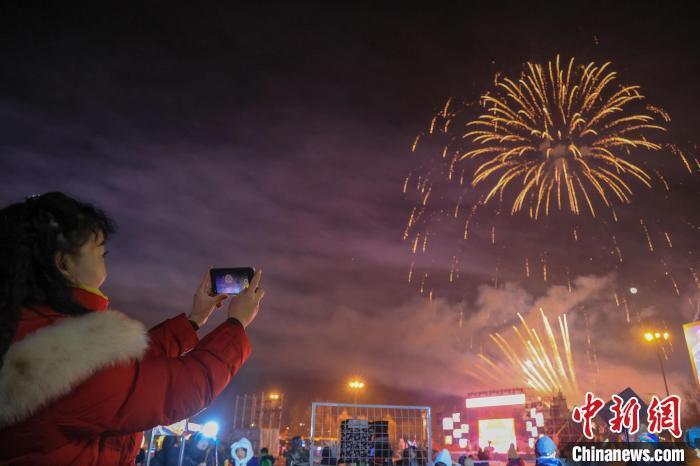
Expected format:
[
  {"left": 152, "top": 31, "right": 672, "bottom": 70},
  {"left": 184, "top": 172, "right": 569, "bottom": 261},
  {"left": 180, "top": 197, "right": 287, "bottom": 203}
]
[
  {"left": 348, "top": 380, "right": 365, "bottom": 389},
  {"left": 202, "top": 421, "right": 219, "bottom": 439},
  {"left": 269, "top": 393, "right": 281, "bottom": 400},
  {"left": 478, "top": 418, "right": 516, "bottom": 453},
  {"left": 630, "top": 287, "right": 638, "bottom": 295},
  {"left": 444, "top": 435, "right": 453, "bottom": 445},
  {"left": 463, "top": 56, "right": 666, "bottom": 219},
  {"left": 465, "top": 393, "right": 525, "bottom": 408},
  {"left": 452, "top": 413, "right": 460, "bottom": 422},
  {"left": 644, "top": 330, "right": 670, "bottom": 342},
  {"left": 442, "top": 418, "right": 454, "bottom": 430},
  {"left": 535, "top": 413, "right": 545, "bottom": 427}
]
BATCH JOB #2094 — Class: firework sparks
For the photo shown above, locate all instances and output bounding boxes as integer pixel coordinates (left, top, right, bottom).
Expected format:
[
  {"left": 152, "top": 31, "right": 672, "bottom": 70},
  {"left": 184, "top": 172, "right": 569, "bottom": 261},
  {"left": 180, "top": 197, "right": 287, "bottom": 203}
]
[
  {"left": 640, "top": 217, "right": 654, "bottom": 252},
  {"left": 660, "top": 259, "right": 681, "bottom": 296},
  {"left": 690, "top": 266, "right": 700, "bottom": 289},
  {"left": 463, "top": 203, "right": 479, "bottom": 240},
  {"left": 411, "top": 135, "right": 421, "bottom": 152},
  {"left": 479, "top": 310, "right": 579, "bottom": 399},
  {"left": 664, "top": 231, "right": 673, "bottom": 248},
  {"left": 541, "top": 253, "right": 548, "bottom": 282},
  {"left": 463, "top": 56, "right": 666, "bottom": 219},
  {"left": 404, "top": 56, "right": 700, "bottom": 395}
]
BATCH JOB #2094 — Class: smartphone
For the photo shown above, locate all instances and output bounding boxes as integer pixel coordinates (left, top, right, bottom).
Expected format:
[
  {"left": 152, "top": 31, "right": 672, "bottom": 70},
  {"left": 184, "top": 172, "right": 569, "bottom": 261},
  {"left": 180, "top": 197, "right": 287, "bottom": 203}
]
[{"left": 210, "top": 267, "right": 255, "bottom": 295}]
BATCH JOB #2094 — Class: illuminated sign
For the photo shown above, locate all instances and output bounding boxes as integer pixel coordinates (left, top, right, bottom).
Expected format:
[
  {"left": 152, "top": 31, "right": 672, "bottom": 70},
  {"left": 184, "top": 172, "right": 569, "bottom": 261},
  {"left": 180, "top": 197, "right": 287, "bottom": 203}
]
[
  {"left": 466, "top": 393, "right": 526, "bottom": 408},
  {"left": 478, "top": 418, "right": 516, "bottom": 453},
  {"left": 535, "top": 412, "right": 544, "bottom": 427},
  {"left": 683, "top": 321, "right": 700, "bottom": 387}
]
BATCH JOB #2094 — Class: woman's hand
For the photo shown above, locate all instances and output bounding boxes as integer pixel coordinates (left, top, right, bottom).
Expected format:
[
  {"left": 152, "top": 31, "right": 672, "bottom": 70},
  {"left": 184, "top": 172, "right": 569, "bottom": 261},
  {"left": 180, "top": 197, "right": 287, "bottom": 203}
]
[
  {"left": 228, "top": 269, "right": 264, "bottom": 328},
  {"left": 189, "top": 270, "right": 228, "bottom": 328}
]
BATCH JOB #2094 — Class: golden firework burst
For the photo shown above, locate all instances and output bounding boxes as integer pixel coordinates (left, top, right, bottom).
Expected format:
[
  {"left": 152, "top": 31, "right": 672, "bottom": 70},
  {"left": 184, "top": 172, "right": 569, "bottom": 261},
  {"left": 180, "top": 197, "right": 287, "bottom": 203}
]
[{"left": 464, "top": 55, "right": 666, "bottom": 218}]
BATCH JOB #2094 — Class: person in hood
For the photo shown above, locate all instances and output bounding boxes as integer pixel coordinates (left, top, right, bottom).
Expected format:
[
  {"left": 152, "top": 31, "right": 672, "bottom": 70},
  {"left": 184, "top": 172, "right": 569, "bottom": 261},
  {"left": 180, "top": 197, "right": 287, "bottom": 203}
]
[
  {"left": 535, "top": 436, "right": 562, "bottom": 466},
  {"left": 232, "top": 437, "right": 255, "bottom": 466},
  {"left": 0, "top": 192, "right": 265, "bottom": 465},
  {"left": 433, "top": 449, "right": 453, "bottom": 466}
]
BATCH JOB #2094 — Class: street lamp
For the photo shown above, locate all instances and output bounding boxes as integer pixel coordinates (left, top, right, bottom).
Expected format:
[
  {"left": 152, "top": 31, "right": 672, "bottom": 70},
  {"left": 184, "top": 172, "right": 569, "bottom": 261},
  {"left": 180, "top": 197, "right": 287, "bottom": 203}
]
[
  {"left": 348, "top": 379, "right": 365, "bottom": 414},
  {"left": 348, "top": 380, "right": 365, "bottom": 390},
  {"left": 644, "top": 330, "right": 670, "bottom": 396}
]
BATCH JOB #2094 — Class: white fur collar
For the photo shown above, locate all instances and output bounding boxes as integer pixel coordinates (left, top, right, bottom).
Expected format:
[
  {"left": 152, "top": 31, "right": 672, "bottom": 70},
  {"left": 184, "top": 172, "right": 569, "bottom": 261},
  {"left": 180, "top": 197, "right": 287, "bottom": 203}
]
[{"left": 0, "top": 310, "right": 148, "bottom": 428}]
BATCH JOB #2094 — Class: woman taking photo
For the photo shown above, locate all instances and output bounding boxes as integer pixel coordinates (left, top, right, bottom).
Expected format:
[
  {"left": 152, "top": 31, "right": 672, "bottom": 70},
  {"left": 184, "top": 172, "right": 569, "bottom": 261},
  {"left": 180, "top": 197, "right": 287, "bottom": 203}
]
[{"left": 0, "top": 192, "right": 265, "bottom": 465}]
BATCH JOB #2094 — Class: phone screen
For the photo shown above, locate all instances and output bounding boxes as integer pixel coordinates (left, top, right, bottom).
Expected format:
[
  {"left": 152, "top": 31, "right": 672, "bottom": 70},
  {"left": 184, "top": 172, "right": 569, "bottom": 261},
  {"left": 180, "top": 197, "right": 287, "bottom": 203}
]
[{"left": 210, "top": 267, "right": 255, "bottom": 295}]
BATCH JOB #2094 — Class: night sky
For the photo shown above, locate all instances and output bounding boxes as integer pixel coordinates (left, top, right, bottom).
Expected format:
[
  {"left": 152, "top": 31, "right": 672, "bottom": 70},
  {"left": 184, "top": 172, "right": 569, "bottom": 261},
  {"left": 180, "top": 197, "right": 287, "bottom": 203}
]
[{"left": 1, "top": 2, "right": 699, "bottom": 428}]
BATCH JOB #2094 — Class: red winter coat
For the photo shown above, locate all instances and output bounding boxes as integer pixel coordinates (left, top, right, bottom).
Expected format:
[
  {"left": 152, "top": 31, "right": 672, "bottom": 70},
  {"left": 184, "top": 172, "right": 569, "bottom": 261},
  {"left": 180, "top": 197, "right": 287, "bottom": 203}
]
[{"left": 0, "top": 288, "right": 252, "bottom": 465}]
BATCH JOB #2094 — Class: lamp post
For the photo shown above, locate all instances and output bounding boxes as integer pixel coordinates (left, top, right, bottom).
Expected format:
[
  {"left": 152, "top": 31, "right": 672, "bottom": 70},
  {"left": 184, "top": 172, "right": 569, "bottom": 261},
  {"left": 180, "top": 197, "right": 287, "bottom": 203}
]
[
  {"left": 348, "top": 379, "right": 365, "bottom": 416},
  {"left": 644, "top": 330, "right": 670, "bottom": 397}
]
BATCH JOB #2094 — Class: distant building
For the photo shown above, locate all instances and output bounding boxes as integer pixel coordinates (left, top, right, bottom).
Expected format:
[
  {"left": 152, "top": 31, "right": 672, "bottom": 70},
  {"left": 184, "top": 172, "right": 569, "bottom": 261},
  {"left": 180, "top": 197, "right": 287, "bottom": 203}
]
[{"left": 229, "top": 392, "right": 285, "bottom": 454}]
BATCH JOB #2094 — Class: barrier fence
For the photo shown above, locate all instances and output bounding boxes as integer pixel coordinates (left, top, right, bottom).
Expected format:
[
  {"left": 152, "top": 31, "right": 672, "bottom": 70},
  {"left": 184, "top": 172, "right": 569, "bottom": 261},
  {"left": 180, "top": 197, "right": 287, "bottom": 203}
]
[{"left": 309, "top": 403, "right": 432, "bottom": 466}]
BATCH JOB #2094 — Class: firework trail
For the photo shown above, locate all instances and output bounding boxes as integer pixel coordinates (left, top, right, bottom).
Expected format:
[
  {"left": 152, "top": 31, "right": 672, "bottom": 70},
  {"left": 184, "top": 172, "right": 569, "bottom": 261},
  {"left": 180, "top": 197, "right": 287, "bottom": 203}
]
[{"left": 477, "top": 309, "right": 579, "bottom": 399}]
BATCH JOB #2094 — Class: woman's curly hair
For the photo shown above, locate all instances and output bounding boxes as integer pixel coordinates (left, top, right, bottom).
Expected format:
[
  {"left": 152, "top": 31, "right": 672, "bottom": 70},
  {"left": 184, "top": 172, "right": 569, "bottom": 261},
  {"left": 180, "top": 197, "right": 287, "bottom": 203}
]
[{"left": 0, "top": 192, "right": 117, "bottom": 367}]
